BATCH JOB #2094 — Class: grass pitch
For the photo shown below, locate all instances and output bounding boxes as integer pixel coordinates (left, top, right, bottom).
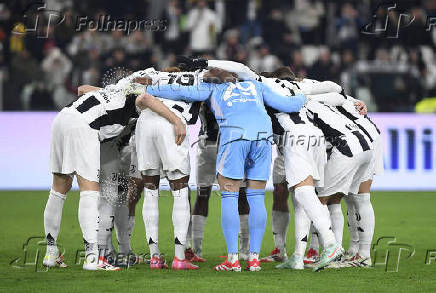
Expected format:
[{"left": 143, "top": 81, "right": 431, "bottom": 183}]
[{"left": 1, "top": 191, "right": 435, "bottom": 292}]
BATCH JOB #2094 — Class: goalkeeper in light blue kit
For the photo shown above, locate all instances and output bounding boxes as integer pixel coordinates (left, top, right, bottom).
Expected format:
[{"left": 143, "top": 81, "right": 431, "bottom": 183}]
[{"left": 143, "top": 70, "right": 306, "bottom": 271}]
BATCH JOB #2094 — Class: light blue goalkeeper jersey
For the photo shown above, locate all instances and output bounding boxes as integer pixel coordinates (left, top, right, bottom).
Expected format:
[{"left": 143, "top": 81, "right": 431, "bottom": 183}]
[{"left": 146, "top": 80, "right": 306, "bottom": 145}]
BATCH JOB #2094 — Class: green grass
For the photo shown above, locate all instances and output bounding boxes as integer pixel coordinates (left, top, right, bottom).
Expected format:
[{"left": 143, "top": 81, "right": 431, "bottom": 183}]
[{"left": 1, "top": 191, "right": 436, "bottom": 292}]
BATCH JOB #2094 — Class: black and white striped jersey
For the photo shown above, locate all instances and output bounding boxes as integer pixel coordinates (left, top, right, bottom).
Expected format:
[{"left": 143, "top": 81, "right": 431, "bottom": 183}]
[
  {"left": 198, "top": 102, "right": 219, "bottom": 142},
  {"left": 66, "top": 85, "right": 139, "bottom": 142},
  {"left": 305, "top": 100, "right": 372, "bottom": 157},
  {"left": 145, "top": 68, "right": 204, "bottom": 125},
  {"left": 261, "top": 77, "right": 313, "bottom": 135},
  {"left": 336, "top": 98, "right": 381, "bottom": 143}
]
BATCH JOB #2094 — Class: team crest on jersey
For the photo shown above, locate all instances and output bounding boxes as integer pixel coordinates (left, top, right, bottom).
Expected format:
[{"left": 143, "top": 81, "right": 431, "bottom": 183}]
[{"left": 223, "top": 82, "right": 258, "bottom": 107}]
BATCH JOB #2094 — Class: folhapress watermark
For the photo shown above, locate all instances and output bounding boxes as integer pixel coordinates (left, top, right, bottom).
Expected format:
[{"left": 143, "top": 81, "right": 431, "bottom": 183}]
[
  {"left": 361, "top": 2, "right": 436, "bottom": 38},
  {"left": 12, "top": 1, "right": 167, "bottom": 38}
]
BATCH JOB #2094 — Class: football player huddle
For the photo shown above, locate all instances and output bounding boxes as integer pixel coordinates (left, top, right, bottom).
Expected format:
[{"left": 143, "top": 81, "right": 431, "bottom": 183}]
[{"left": 42, "top": 56, "right": 382, "bottom": 272}]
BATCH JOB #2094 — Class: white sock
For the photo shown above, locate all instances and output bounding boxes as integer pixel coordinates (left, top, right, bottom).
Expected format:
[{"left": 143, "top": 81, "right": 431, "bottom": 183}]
[
  {"left": 97, "top": 197, "right": 114, "bottom": 255},
  {"left": 143, "top": 188, "right": 160, "bottom": 257},
  {"left": 44, "top": 189, "right": 67, "bottom": 249},
  {"left": 186, "top": 218, "right": 192, "bottom": 249},
  {"left": 345, "top": 194, "right": 359, "bottom": 254},
  {"left": 291, "top": 193, "right": 311, "bottom": 258},
  {"left": 294, "top": 186, "right": 336, "bottom": 248},
  {"left": 328, "top": 203, "right": 344, "bottom": 245},
  {"left": 192, "top": 215, "right": 207, "bottom": 256},
  {"left": 353, "top": 193, "right": 375, "bottom": 258},
  {"left": 249, "top": 252, "right": 259, "bottom": 261},
  {"left": 309, "top": 224, "right": 320, "bottom": 252},
  {"left": 228, "top": 253, "right": 238, "bottom": 263},
  {"left": 114, "top": 203, "right": 131, "bottom": 255},
  {"left": 78, "top": 191, "right": 99, "bottom": 256},
  {"left": 239, "top": 214, "right": 249, "bottom": 254},
  {"left": 272, "top": 210, "right": 290, "bottom": 251},
  {"left": 172, "top": 187, "right": 190, "bottom": 260}
]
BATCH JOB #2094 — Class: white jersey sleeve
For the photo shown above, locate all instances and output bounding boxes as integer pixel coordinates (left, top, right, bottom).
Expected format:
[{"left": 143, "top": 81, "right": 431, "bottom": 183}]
[
  {"left": 207, "top": 60, "right": 259, "bottom": 80},
  {"left": 298, "top": 79, "right": 342, "bottom": 95},
  {"left": 307, "top": 92, "right": 347, "bottom": 106}
]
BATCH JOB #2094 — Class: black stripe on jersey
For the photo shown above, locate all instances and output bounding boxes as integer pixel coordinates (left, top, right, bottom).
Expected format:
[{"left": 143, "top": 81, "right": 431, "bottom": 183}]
[
  {"left": 352, "top": 130, "right": 370, "bottom": 151},
  {"left": 187, "top": 101, "right": 201, "bottom": 125},
  {"left": 365, "top": 115, "right": 381, "bottom": 134},
  {"left": 288, "top": 112, "right": 305, "bottom": 124},
  {"left": 89, "top": 94, "right": 137, "bottom": 130},
  {"left": 308, "top": 109, "right": 353, "bottom": 157},
  {"left": 172, "top": 104, "right": 184, "bottom": 113},
  {"left": 336, "top": 106, "right": 374, "bottom": 142},
  {"left": 266, "top": 105, "right": 284, "bottom": 135},
  {"left": 199, "top": 103, "right": 219, "bottom": 142},
  {"left": 76, "top": 95, "right": 100, "bottom": 113}
]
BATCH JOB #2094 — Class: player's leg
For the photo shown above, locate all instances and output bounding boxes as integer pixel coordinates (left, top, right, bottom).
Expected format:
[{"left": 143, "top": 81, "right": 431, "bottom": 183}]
[
  {"left": 345, "top": 150, "right": 376, "bottom": 266},
  {"left": 168, "top": 174, "right": 198, "bottom": 270},
  {"left": 215, "top": 174, "right": 243, "bottom": 271},
  {"left": 347, "top": 143, "right": 380, "bottom": 266},
  {"left": 126, "top": 137, "right": 144, "bottom": 255},
  {"left": 238, "top": 186, "right": 250, "bottom": 261},
  {"left": 98, "top": 142, "right": 119, "bottom": 262},
  {"left": 142, "top": 173, "right": 166, "bottom": 268},
  {"left": 311, "top": 150, "right": 365, "bottom": 271},
  {"left": 44, "top": 113, "right": 72, "bottom": 268},
  {"left": 76, "top": 175, "right": 109, "bottom": 271},
  {"left": 244, "top": 140, "right": 272, "bottom": 271},
  {"left": 349, "top": 180, "right": 374, "bottom": 265},
  {"left": 327, "top": 193, "right": 344, "bottom": 246},
  {"left": 260, "top": 182, "right": 289, "bottom": 262},
  {"left": 190, "top": 185, "right": 211, "bottom": 260},
  {"left": 156, "top": 113, "right": 197, "bottom": 270},
  {"left": 278, "top": 177, "right": 337, "bottom": 270},
  {"left": 344, "top": 193, "right": 359, "bottom": 259},
  {"left": 190, "top": 139, "right": 217, "bottom": 260},
  {"left": 113, "top": 146, "right": 135, "bottom": 262},
  {"left": 135, "top": 110, "right": 168, "bottom": 268},
  {"left": 43, "top": 173, "right": 71, "bottom": 267},
  {"left": 261, "top": 153, "right": 289, "bottom": 263}
]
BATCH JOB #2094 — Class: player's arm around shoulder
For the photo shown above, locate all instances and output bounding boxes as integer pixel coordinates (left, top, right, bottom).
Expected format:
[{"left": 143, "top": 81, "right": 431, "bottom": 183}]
[
  {"left": 135, "top": 93, "right": 186, "bottom": 145},
  {"left": 77, "top": 85, "right": 101, "bottom": 96},
  {"left": 259, "top": 81, "right": 307, "bottom": 113}
]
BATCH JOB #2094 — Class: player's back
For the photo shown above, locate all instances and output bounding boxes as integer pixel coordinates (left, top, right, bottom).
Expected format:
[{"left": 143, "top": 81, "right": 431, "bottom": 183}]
[
  {"left": 66, "top": 86, "right": 137, "bottom": 141},
  {"left": 306, "top": 100, "right": 372, "bottom": 157},
  {"left": 336, "top": 98, "right": 381, "bottom": 143},
  {"left": 207, "top": 80, "right": 273, "bottom": 144}
]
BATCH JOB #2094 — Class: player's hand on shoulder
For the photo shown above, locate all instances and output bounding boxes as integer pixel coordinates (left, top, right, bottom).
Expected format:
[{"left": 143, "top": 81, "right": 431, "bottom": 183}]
[
  {"left": 126, "top": 82, "right": 146, "bottom": 97},
  {"left": 354, "top": 100, "right": 367, "bottom": 115},
  {"left": 176, "top": 55, "right": 207, "bottom": 71}
]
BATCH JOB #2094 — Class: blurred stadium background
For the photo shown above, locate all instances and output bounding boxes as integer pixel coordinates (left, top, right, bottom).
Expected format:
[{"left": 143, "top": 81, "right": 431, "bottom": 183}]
[
  {"left": 1, "top": 2, "right": 436, "bottom": 292},
  {"left": 0, "top": 0, "right": 435, "bottom": 190}
]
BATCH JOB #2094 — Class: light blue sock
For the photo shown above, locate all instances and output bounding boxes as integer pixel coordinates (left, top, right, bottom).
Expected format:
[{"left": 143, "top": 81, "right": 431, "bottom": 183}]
[
  {"left": 246, "top": 189, "right": 267, "bottom": 254},
  {"left": 220, "top": 191, "right": 240, "bottom": 254}
]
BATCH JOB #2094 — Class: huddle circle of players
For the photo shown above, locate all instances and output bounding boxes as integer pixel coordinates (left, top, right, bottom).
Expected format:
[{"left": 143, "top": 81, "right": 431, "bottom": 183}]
[{"left": 43, "top": 56, "right": 382, "bottom": 272}]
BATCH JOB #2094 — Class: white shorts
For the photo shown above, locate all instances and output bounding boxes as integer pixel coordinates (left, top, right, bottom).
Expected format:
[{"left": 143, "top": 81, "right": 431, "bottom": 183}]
[
  {"left": 272, "top": 151, "right": 286, "bottom": 185},
  {"left": 282, "top": 125, "right": 327, "bottom": 188},
  {"left": 50, "top": 108, "right": 100, "bottom": 182},
  {"left": 317, "top": 149, "right": 373, "bottom": 197},
  {"left": 363, "top": 136, "right": 384, "bottom": 181},
  {"left": 136, "top": 109, "right": 190, "bottom": 181},
  {"left": 128, "top": 135, "right": 142, "bottom": 180},
  {"left": 196, "top": 138, "right": 218, "bottom": 187}
]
